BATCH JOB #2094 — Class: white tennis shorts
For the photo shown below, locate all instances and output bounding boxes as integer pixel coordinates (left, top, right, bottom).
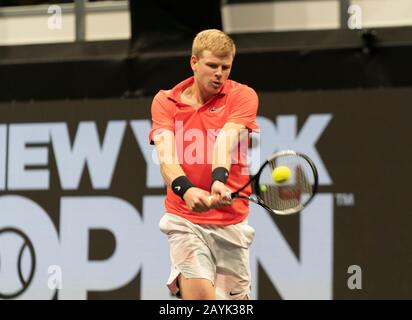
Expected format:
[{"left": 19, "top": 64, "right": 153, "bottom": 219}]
[{"left": 159, "top": 213, "right": 255, "bottom": 300}]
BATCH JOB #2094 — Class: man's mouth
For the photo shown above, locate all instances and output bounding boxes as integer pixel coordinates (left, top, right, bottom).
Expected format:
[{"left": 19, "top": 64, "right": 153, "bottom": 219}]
[{"left": 212, "top": 80, "right": 221, "bottom": 88}]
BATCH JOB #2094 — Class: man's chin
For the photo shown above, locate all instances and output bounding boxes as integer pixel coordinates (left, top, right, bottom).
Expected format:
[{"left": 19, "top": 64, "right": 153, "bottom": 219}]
[{"left": 211, "top": 84, "right": 222, "bottom": 92}]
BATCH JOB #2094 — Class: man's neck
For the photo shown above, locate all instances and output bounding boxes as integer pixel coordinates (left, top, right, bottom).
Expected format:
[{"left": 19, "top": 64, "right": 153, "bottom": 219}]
[{"left": 181, "top": 84, "right": 211, "bottom": 109}]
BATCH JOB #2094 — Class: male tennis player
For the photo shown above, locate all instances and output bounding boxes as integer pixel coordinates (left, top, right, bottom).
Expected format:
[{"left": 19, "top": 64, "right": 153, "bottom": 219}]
[{"left": 149, "top": 29, "right": 259, "bottom": 300}]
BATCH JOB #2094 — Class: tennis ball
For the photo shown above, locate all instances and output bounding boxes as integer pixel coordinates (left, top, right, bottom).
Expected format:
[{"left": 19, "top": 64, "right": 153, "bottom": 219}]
[
  {"left": 272, "top": 166, "right": 291, "bottom": 183},
  {"left": 260, "top": 184, "right": 267, "bottom": 192}
]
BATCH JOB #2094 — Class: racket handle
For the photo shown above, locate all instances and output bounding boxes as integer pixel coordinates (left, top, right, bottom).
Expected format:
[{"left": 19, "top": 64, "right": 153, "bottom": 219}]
[{"left": 231, "top": 192, "right": 251, "bottom": 201}]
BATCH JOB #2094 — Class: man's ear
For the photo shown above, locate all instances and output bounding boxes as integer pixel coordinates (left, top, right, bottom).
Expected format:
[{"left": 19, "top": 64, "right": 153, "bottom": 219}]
[{"left": 190, "top": 55, "right": 198, "bottom": 72}]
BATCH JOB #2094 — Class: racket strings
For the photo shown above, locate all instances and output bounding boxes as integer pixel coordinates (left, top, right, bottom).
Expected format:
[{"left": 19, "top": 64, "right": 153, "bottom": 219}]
[{"left": 257, "top": 155, "right": 315, "bottom": 212}]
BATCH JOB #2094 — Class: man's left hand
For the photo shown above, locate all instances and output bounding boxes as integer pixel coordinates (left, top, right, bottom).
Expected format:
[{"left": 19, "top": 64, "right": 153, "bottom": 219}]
[{"left": 210, "top": 180, "right": 233, "bottom": 208}]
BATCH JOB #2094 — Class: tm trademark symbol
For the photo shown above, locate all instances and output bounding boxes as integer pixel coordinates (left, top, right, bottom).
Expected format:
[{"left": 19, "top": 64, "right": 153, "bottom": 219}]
[{"left": 335, "top": 193, "right": 355, "bottom": 206}]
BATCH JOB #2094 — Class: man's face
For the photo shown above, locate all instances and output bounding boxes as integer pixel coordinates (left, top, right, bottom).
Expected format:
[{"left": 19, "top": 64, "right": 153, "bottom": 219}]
[{"left": 191, "top": 50, "right": 233, "bottom": 96}]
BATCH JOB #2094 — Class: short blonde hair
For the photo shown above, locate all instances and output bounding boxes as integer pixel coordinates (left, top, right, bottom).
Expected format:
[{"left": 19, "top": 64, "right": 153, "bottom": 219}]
[{"left": 192, "top": 29, "right": 236, "bottom": 58}]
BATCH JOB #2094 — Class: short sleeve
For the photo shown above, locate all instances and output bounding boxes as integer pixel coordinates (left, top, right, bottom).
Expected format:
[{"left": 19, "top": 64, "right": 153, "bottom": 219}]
[
  {"left": 148, "top": 92, "right": 175, "bottom": 144},
  {"left": 226, "top": 86, "right": 260, "bottom": 132}
]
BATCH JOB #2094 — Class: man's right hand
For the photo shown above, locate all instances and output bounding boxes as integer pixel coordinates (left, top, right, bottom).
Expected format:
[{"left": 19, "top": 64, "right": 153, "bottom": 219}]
[{"left": 183, "top": 187, "right": 215, "bottom": 213}]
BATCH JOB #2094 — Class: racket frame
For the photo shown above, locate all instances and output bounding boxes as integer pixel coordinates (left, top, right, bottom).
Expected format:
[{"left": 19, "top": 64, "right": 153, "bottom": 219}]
[{"left": 231, "top": 150, "right": 319, "bottom": 215}]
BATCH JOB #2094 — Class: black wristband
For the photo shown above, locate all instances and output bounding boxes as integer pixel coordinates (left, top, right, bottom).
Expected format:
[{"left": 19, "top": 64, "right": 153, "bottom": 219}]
[
  {"left": 212, "top": 167, "right": 229, "bottom": 185},
  {"left": 172, "top": 176, "right": 194, "bottom": 200}
]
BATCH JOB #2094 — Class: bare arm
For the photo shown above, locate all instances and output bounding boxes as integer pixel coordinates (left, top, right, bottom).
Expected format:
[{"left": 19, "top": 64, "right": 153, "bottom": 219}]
[
  {"left": 153, "top": 130, "right": 185, "bottom": 187},
  {"left": 212, "top": 121, "right": 248, "bottom": 172},
  {"left": 211, "top": 122, "right": 249, "bottom": 204}
]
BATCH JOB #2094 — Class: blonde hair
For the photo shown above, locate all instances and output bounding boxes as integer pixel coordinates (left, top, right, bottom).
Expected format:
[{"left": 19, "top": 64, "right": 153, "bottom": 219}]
[{"left": 192, "top": 29, "right": 236, "bottom": 58}]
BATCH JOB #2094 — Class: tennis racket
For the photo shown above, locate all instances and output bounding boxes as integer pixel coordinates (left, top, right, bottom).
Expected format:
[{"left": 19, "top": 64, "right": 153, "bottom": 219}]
[{"left": 231, "top": 150, "right": 318, "bottom": 215}]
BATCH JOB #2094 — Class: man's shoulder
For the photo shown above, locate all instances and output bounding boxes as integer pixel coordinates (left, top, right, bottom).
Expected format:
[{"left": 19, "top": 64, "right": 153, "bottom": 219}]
[
  {"left": 154, "top": 78, "right": 188, "bottom": 102},
  {"left": 151, "top": 90, "right": 177, "bottom": 115},
  {"left": 153, "top": 90, "right": 169, "bottom": 100},
  {"left": 225, "top": 80, "right": 257, "bottom": 97},
  {"left": 156, "top": 77, "right": 193, "bottom": 101},
  {"left": 153, "top": 89, "right": 175, "bottom": 104},
  {"left": 226, "top": 79, "right": 255, "bottom": 92}
]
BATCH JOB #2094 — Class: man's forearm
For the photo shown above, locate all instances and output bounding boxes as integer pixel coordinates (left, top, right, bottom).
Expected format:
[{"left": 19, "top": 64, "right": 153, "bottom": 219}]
[
  {"left": 153, "top": 130, "right": 186, "bottom": 188},
  {"left": 212, "top": 122, "right": 247, "bottom": 172},
  {"left": 160, "top": 162, "right": 186, "bottom": 188}
]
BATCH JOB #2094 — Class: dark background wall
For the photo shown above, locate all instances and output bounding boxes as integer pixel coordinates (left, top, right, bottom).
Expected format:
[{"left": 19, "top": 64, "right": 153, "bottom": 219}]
[{"left": 0, "top": 26, "right": 412, "bottom": 102}]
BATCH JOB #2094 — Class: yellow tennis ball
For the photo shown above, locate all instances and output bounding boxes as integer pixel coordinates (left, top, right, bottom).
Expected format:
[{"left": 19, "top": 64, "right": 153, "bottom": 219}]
[
  {"left": 272, "top": 166, "right": 291, "bottom": 183},
  {"left": 260, "top": 184, "right": 267, "bottom": 192}
]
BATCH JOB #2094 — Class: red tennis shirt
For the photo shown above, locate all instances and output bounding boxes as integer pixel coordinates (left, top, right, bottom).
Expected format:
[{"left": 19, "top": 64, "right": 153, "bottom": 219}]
[{"left": 149, "top": 76, "right": 259, "bottom": 225}]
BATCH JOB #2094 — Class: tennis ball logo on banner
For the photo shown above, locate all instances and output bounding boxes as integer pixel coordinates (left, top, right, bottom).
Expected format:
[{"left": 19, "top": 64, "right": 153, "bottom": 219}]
[{"left": 0, "top": 228, "right": 35, "bottom": 299}]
